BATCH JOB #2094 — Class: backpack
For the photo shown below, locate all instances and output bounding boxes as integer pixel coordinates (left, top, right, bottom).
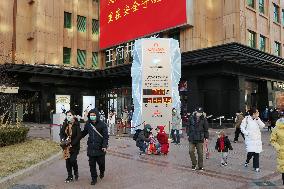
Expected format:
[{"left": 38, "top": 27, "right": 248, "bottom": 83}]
[{"left": 133, "top": 129, "right": 142, "bottom": 141}]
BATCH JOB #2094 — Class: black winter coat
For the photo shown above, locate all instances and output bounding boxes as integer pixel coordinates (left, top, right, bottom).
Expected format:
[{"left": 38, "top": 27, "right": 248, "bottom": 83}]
[
  {"left": 136, "top": 130, "right": 150, "bottom": 147},
  {"left": 215, "top": 136, "right": 233, "bottom": 152},
  {"left": 187, "top": 115, "right": 209, "bottom": 143},
  {"left": 80, "top": 109, "right": 109, "bottom": 157},
  {"left": 59, "top": 119, "right": 81, "bottom": 154}
]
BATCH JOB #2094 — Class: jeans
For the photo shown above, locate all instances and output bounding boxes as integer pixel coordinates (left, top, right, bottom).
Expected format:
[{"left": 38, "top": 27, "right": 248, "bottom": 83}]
[
  {"left": 138, "top": 142, "right": 147, "bottom": 152},
  {"left": 171, "top": 129, "right": 180, "bottom": 144},
  {"left": 89, "top": 155, "right": 105, "bottom": 181},
  {"left": 189, "top": 142, "right": 204, "bottom": 168},
  {"left": 246, "top": 152, "right": 259, "bottom": 168},
  {"left": 221, "top": 152, "right": 228, "bottom": 164}
]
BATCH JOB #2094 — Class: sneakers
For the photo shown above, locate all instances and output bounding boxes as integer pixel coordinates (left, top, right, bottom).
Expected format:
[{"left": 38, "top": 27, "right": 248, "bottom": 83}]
[
  {"left": 224, "top": 162, "right": 228, "bottom": 166},
  {"left": 74, "top": 175, "right": 79, "bottom": 181},
  {"left": 244, "top": 162, "right": 249, "bottom": 167},
  {"left": 255, "top": 168, "right": 260, "bottom": 172},
  {"left": 198, "top": 167, "right": 204, "bottom": 171},
  {"left": 99, "top": 172, "right": 104, "bottom": 179},
  {"left": 191, "top": 166, "right": 196, "bottom": 171},
  {"left": 65, "top": 176, "right": 73, "bottom": 183},
  {"left": 221, "top": 163, "right": 225, "bottom": 167},
  {"left": 91, "top": 179, "right": 97, "bottom": 185},
  {"left": 233, "top": 141, "right": 237, "bottom": 143}
]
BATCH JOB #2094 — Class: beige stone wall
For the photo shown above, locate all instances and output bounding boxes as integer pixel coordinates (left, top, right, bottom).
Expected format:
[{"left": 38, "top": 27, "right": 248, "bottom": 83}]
[
  {"left": 0, "top": 0, "right": 99, "bottom": 69},
  {"left": 0, "top": 0, "right": 13, "bottom": 64},
  {"left": 181, "top": 0, "right": 284, "bottom": 56},
  {"left": 1, "top": 0, "right": 284, "bottom": 70}
]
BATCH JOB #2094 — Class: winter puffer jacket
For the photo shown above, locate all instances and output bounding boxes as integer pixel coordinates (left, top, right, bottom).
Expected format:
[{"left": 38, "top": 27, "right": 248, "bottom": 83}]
[
  {"left": 187, "top": 115, "right": 209, "bottom": 143},
  {"left": 270, "top": 118, "right": 284, "bottom": 173},
  {"left": 80, "top": 109, "right": 109, "bottom": 157}
]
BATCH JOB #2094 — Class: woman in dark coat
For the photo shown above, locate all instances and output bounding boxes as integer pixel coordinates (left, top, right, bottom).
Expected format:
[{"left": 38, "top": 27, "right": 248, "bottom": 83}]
[
  {"left": 59, "top": 110, "right": 81, "bottom": 183},
  {"left": 79, "top": 108, "right": 109, "bottom": 186}
]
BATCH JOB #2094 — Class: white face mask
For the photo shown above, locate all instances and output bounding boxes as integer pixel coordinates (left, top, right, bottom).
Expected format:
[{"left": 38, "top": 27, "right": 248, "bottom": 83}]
[{"left": 67, "top": 115, "right": 73, "bottom": 122}]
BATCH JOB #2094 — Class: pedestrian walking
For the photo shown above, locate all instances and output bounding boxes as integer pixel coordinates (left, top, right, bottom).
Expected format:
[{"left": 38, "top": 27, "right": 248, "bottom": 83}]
[
  {"left": 241, "top": 107, "right": 265, "bottom": 172},
  {"left": 78, "top": 109, "right": 109, "bottom": 185},
  {"left": 270, "top": 111, "right": 284, "bottom": 185},
  {"left": 215, "top": 130, "right": 233, "bottom": 166},
  {"left": 122, "top": 107, "right": 129, "bottom": 133},
  {"left": 233, "top": 110, "right": 245, "bottom": 143},
  {"left": 59, "top": 110, "right": 81, "bottom": 183},
  {"left": 171, "top": 108, "right": 182, "bottom": 145},
  {"left": 270, "top": 108, "right": 279, "bottom": 131},
  {"left": 187, "top": 107, "right": 209, "bottom": 171},
  {"left": 107, "top": 109, "right": 116, "bottom": 135}
]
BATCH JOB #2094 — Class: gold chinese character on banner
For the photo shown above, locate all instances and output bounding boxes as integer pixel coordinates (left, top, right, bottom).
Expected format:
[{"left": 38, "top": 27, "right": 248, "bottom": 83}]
[
  {"left": 124, "top": 5, "right": 130, "bottom": 16},
  {"left": 150, "top": 0, "right": 161, "bottom": 3},
  {"left": 141, "top": 0, "right": 150, "bottom": 8},
  {"left": 132, "top": 1, "right": 140, "bottom": 12},
  {"left": 108, "top": 12, "right": 113, "bottom": 23},
  {"left": 108, "top": 0, "right": 115, "bottom": 5},
  {"left": 115, "top": 8, "right": 121, "bottom": 20}
]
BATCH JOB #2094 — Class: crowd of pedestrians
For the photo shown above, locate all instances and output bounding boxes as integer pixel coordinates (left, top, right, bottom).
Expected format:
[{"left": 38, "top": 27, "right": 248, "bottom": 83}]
[{"left": 58, "top": 105, "right": 284, "bottom": 186}]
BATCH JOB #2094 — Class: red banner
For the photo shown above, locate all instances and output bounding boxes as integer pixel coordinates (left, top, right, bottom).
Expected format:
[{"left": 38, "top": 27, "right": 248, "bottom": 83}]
[{"left": 100, "top": 0, "right": 188, "bottom": 49}]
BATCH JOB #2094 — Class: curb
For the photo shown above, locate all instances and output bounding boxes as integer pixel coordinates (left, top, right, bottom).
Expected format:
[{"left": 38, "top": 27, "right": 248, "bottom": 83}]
[{"left": 0, "top": 151, "right": 62, "bottom": 189}]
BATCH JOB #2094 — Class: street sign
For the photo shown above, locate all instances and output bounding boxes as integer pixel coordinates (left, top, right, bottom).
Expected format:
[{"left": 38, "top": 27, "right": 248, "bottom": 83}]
[{"left": 0, "top": 86, "right": 19, "bottom": 93}]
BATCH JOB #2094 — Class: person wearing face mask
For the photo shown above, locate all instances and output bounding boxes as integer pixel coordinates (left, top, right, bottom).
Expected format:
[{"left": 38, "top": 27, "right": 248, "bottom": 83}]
[
  {"left": 59, "top": 110, "right": 81, "bottom": 183},
  {"left": 187, "top": 107, "right": 209, "bottom": 171},
  {"left": 77, "top": 108, "right": 109, "bottom": 186},
  {"left": 171, "top": 108, "right": 182, "bottom": 145},
  {"left": 241, "top": 107, "right": 265, "bottom": 172},
  {"left": 270, "top": 111, "right": 284, "bottom": 185},
  {"left": 136, "top": 124, "right": 152, "bottom": 155}
]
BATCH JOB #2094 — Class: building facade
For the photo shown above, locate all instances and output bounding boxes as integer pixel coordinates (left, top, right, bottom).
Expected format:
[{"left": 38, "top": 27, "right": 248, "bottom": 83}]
[{"left": 1, "top": 0, "right": 284, "bottom": 123}]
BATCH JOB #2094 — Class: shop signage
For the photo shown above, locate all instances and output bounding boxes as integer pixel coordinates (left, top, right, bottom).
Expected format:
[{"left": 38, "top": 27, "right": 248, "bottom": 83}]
[
  {"left": 100, "top": 0, "right": 193, "bottom": 49},
  {"left": 55, "top": 95, "right": 70, "bottom": 114},
  {"left": 0, "top": 86, "right": 19, "bottom": 93},
  {"left": 141, "top": 39, "right": 172, "bottom": 130},
  {"left": 273, "top": 82, "right": 284, "bottom": 91}
]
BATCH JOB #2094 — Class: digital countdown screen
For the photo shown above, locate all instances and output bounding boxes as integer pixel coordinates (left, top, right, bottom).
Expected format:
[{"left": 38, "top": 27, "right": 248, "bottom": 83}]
[{"left": 99, "top": 0, "right": 193, "bottom": 49}]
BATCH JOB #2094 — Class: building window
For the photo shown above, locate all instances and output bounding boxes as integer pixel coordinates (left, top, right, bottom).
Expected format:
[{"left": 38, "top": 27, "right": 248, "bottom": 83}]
[
  {"left": 274, "top": 42, "right": 281, "bottom": 56},
  {"left": 64, "top": 12, "right": 72, "bottom": 29},
  {"left": 247, "top": 0, "right": 254, "bottom": 8},
  {"left": 259, "top": 35, "right": 266, "bottom": 52},
  {"left": 248, "top": 30, "right": 256, "bottom": 48},
  {"left": 259, "top": 0, "right": 264, "bottom": 14},
  {"left": 63, "top": 47, "right": 71, "bottom": 64},
  {"left": 274, "top": 4, "right": 279, "bottom": 23},
  {"left": 92, "top": 19, "right": 99, "bottom": 35},
  {"left": 282, "top": 10, "right": 284, "bottom": 25},
  {"left": 77, "top": 16, "right": 86, "bottom": 32},
  {"left": 92, "top": 52, "right": 98, "bottom": 69},
  {"left": 77, "top": 49, "right": 86, "bottom": 66}
]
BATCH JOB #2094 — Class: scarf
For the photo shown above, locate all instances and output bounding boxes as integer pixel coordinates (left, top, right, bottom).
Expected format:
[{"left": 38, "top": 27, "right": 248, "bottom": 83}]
[{"left": 63, "top": 124, "right": 72, "bottom": 160}]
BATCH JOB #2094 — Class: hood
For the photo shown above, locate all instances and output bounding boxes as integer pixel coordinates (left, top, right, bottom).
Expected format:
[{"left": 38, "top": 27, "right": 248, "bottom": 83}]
[
  {"left": 276, "top": 119, "right": 284, "bottom": 129},
  {"left": 88, "top": 108, "right": 101, "bottom": 123}
]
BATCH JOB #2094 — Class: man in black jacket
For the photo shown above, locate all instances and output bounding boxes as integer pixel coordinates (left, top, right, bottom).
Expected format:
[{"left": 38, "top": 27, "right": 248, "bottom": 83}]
[
  {"left": 187, "top": 107, "right": 209, "bottom": 170},
  {"left": 80, "top": 109, "right": 109, "bottom": 185}
]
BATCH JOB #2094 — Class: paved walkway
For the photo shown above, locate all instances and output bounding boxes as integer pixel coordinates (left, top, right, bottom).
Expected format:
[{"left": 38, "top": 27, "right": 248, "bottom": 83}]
[{"left": 9, "top": 127, "right": 284, "bottom": 189}]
